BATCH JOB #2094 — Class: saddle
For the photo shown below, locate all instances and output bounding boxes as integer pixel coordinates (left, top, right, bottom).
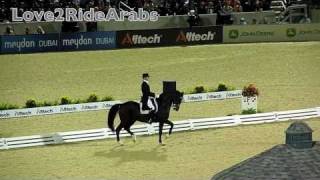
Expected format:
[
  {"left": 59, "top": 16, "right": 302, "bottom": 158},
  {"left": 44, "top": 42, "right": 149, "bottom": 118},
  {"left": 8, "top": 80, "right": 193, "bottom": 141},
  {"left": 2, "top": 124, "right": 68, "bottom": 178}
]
[{"left": 140, "top": 97, "right": 158, "bottom": 115}]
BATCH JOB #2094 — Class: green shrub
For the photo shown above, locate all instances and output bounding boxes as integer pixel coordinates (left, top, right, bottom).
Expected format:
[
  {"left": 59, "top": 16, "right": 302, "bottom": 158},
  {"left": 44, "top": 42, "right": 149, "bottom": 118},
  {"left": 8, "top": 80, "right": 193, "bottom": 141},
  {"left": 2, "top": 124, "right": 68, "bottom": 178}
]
[
  {"left": 25, "top": 99, "right": 37, "bottom": 108},
  {"left": 227, "top": 86, "right": 236, "bottom": 91},
  {"left": 216, "top": 83, "right": 228, "bottom": 92},
  {"left": 227, "top": 113, "right": 237, "bottom": 116},
  {"left": 42, "top": 101, "right": 53, "bottom": 107},
  {"left": 0, "top": 103, "right": 19, "bottom": 110},
  {"left": 8, "top": 104, "right": 19, "bottom": 109},
  {"left": 87, "top": 94, "right": 99, "bottom": 102},
  {"left": 0, "top": 104, "right": 8, "bottom": 110},
  {"left": 241, "top": 108, "right": 257, "bottom": 114},
  {"left": 73, "top": 99, "right": 85, "bottom": 104},
  {"left": 192, "top": 86, "right": 206, "bottom": 94},
  {"left": 60, "top": 97, "right": 72, "bottom": 105},
  {"left": 52, "top": 100, "right": 59, "bottom": 106},
  {"left": 36, "top": 102, "right": 44, "bottom": 107},
  {"left": 101, "top": 96, "right": 114, "bottom": 101}
]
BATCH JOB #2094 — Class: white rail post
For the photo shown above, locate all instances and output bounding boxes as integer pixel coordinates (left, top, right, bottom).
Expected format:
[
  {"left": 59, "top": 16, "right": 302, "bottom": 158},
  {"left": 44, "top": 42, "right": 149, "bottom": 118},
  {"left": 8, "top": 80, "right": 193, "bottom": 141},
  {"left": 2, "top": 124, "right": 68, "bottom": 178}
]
[
  {"left": 146, "top": 124, "right": 155, "bottom": 135},
  {"left": 189, "top": 120, "right": 195, "bottom": 130},
  {"left": 103, "top": 128, "right": 109, "bottom": 138},
  {"left": 234, "top": 115, "right": 241, "bottom": 125},
  {"left": 1, "top": 138, "right": 8, "bottom": 150},
  {"left": 52, "top": 133, "right": 64, "bottom": 144},
  {"left": 274, "top": 112, "right": 279, "bottom": 121},
  {"left": 317, "top": 107, "right": 320, "bottom": 117}
]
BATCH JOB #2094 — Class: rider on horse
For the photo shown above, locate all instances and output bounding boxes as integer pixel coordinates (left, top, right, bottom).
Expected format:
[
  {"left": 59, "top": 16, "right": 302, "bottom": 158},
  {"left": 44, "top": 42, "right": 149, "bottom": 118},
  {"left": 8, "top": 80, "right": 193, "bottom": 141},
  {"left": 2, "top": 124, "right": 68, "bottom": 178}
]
[{"left": 141, "top": 73, "right": 156, "bottom": 123}]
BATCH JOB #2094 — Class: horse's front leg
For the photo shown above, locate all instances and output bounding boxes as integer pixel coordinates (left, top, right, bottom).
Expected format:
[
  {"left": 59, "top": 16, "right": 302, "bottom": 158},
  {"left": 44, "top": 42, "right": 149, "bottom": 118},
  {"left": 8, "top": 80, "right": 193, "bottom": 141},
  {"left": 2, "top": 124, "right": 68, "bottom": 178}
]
[
  {"left": 165, "top": 119, "right": 174, "bottom": 136},
  {"left": 159, "top": 122, "right": 164, "bottom": 145}
]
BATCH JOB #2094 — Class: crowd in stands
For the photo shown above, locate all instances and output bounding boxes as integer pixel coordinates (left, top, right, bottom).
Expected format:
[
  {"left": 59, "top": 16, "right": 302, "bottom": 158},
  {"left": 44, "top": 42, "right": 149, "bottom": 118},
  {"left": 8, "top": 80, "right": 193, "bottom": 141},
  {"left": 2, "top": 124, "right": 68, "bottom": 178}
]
[{"left": 0, "top": 0, "right": 273, "bottom": 22}]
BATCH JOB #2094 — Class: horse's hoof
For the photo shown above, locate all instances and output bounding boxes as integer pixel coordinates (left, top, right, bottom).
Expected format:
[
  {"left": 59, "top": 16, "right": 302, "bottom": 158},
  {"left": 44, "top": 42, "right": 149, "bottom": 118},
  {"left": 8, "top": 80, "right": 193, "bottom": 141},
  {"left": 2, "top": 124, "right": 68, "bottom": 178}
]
[
  {"left": 132, "top": 135, "right": 137, "bottom": 143},
  {"left": 118, "top": 141, "right": 124, "bottom": 146},
  {"left": 160, "top": 142, "right": 166, "bottom": 146}
]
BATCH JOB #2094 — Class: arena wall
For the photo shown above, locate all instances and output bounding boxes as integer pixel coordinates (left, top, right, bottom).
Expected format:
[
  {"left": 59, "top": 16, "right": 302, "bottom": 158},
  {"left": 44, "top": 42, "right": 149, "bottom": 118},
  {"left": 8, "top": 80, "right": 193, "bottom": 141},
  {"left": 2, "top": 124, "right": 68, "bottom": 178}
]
[{"left": 0, "top": 23, "right": 319, "bottom": 54}]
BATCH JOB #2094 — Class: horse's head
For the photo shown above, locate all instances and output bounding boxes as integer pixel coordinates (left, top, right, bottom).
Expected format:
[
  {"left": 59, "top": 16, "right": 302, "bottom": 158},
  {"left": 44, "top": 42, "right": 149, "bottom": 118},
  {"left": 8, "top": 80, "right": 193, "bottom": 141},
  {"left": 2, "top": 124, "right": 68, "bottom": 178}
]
[{"left": 172, "top": 90, "right": 184, "bottom": 111}]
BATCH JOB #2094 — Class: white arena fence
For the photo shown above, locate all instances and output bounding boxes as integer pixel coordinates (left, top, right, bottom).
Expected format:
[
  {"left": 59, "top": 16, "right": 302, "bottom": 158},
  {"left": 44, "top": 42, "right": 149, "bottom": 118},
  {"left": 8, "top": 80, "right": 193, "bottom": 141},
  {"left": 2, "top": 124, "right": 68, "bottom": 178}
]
[
  {"left": 0, "top": 90, "right": 242, "bottom": 119},
  {"left": 0, "top": 106, "right": 319, "bottom": 150}
]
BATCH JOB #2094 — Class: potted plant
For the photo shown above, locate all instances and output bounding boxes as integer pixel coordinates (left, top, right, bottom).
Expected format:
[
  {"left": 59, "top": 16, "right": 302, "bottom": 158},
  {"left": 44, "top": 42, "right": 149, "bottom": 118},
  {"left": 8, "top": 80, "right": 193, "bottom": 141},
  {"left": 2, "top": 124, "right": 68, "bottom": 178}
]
[{"left": 241, "top": 84, "right": 259, "bottom": 113}]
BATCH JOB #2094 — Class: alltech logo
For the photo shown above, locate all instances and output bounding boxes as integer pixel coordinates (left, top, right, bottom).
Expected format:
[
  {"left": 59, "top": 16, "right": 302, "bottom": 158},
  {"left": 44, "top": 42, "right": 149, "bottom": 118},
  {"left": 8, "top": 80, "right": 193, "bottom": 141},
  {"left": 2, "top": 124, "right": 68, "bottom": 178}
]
[
  {"left": 121, "top": 33, "right": 162, "bottom": 46},
  {"left": 176, "top": 30, "right": 216, "bottom": 42}
]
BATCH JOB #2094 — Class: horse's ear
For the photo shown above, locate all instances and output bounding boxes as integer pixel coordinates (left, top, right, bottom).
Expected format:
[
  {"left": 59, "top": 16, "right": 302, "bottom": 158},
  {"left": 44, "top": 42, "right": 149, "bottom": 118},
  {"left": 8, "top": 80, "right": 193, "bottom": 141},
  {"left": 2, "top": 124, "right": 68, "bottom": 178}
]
[{"left": 180, "top": 91, "right": 184, "bottom": 96}]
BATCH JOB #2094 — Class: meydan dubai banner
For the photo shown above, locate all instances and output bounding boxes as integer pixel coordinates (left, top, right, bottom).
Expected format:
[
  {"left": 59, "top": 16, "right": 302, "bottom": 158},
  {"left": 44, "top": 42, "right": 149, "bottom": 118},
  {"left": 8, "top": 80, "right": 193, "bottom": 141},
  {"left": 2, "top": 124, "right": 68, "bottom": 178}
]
[
  {"left": 0, "top": 33, "right": 60, "bottom": 53},
  {"left": 0, "top": 31, "right": 116, "bottom": 53}
]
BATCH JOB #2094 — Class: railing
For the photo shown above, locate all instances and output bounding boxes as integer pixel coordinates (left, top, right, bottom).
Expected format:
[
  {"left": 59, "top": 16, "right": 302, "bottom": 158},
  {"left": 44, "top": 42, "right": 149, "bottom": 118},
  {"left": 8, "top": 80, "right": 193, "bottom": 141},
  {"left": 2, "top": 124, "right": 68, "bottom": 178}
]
[
  {"left": 1, "top": 106, "right": 319, "bottom": 150},
  {"left": 0, "top": 90, "right": 242, "bottom": 119},
  {"left": 281, "top": 4, "right": 308, "bottom": 23}
]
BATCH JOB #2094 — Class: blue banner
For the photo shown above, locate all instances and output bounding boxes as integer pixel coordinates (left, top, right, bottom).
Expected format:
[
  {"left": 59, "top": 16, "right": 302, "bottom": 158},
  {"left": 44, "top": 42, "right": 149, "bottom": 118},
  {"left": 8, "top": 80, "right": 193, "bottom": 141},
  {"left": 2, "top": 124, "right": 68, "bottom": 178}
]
[
  {"left": 0, "top": 34, "right": 60, "bottom": 53},
  {"left": 60, "top": 32, "right": 116, "bottom": 51}
]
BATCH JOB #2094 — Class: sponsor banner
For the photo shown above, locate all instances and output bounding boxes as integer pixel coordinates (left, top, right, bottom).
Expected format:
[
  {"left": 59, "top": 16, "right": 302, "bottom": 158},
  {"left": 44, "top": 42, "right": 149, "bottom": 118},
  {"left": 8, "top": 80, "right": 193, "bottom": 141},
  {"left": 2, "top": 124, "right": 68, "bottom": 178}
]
[
  {"left": 207, "top": 92, "right": 227, "bottom": 100},
  {"left": 174, "top": 26, "right": 223, "bottom": 45},
  {"left": 224, "top": 24, "right": 320, "bottom": 43},
  {"left": 184, "top": 93, "right": 208, "bottom": 102},
  {"left": 284, "top": 24, "right": 320, "bottom": 41},
  {"left": 116, "top": 29, "right": 175, "bottom": 48},
  {"left": 0, "top": 110, "right": 15, "bottom": 119},
  {"left": 183, "top": 90, "right": 242, "bottom": 102},
  {"left": 36, "top": 106, "right": 60, "bottom": 115},
  {"left": 0, "top": 34, "right": 59, "bottom": 53},
  {"left": 0, "top": 101, "right": 121, "bottom": 119},
  {"left": 60, "top": 31, "right": 116, "bottom": 51},
  {"left": 0, "top": 90, "right": 241, "bottom": 119},
  {"left": 116, "top": 26, "right": 223, "bottom": 48},
  {"left": 226, "top": 90, "right": 243, "bottom": 99}
]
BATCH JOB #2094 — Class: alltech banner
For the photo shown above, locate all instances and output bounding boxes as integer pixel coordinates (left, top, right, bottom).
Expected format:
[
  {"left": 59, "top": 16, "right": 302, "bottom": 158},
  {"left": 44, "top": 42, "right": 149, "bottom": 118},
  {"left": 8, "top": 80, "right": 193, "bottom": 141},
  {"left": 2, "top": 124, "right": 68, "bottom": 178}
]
[
  {"left": 223, "top": 23, "right": 320, "bottom": 43},
  {"left": 116, "top": 26, "right": 223, "bottom": 48},
  {"left": 116, "top": 28, "right": 176, "bottom": 48},
  {"left": 174, "top": 26, "right": 223, "bottom": 45}
]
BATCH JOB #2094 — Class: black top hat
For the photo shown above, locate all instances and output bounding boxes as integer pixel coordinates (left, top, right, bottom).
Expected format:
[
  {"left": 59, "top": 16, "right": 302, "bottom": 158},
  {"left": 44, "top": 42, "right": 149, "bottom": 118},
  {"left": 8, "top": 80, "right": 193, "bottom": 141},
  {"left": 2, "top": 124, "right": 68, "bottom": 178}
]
[{"left": 142, "top": 73, "right": 149, "bottom": 78}]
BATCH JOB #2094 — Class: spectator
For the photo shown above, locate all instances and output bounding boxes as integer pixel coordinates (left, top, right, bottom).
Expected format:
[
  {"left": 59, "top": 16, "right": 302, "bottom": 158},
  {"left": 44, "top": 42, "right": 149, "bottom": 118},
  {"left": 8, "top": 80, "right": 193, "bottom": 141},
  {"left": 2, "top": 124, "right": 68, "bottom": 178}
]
[
  {"left": 25, "top": 27, "right": 30, "bottom": 35},
  {"left": 240, "top": 17, "right": 247, "bottom": 24},
  {"left": 5, "top": 25, "right": 14, "bottom": 35},
  {"left": 259, "top": 16, "right": 268, "bottom": 24},
  {"left": 37, "top": 26, "right": 45, "bottom": 34},
  {"left": 252, "top": 18, "right": 257, "bottom": 24},
  {"left": 187, "top": 9, "right": 201, "bottom": 27}
]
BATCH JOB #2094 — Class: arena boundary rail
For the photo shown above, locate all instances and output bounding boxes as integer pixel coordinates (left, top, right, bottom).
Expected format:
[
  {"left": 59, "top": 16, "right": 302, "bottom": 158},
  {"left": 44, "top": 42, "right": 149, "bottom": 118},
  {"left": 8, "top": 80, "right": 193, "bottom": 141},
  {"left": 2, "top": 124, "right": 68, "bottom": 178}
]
[{"left": 0, "top": 106, "right": 319, "bottom": 150}]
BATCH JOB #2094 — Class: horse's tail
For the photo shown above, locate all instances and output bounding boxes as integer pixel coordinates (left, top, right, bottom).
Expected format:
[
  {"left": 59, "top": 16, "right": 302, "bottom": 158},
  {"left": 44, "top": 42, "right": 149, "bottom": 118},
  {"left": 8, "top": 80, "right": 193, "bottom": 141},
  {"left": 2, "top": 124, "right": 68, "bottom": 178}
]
[{"left": 107, "top": 104, "right": 120, "bottom": 132}]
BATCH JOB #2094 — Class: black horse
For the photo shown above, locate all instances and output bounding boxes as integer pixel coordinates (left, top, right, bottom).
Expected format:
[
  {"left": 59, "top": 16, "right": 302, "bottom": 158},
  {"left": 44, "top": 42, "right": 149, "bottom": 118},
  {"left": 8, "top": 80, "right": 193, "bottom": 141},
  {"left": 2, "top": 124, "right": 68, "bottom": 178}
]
[{"left": 107, "top": 90, "right": 184, "bottom": 145}]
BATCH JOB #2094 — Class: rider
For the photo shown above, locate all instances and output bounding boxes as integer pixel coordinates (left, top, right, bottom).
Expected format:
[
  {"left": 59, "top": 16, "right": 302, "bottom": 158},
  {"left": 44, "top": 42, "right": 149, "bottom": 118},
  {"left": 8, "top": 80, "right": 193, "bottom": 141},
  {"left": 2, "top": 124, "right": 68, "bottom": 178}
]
[{"left": 141, "top": 73, "right": 156, "bottom": 123}]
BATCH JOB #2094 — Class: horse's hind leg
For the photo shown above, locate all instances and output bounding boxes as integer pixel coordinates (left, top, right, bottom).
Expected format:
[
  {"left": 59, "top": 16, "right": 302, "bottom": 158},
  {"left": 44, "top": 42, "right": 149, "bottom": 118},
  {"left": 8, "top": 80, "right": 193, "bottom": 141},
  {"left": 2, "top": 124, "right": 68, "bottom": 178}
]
[
  {"left": 116, "top": 123, "right": 124, "bottom": 145},
  {"left": 165, "top": 119, "right": 174, "bottom": 137},
  {"left": 125, "top": 127, "right": 136, "bottom": 143}
]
